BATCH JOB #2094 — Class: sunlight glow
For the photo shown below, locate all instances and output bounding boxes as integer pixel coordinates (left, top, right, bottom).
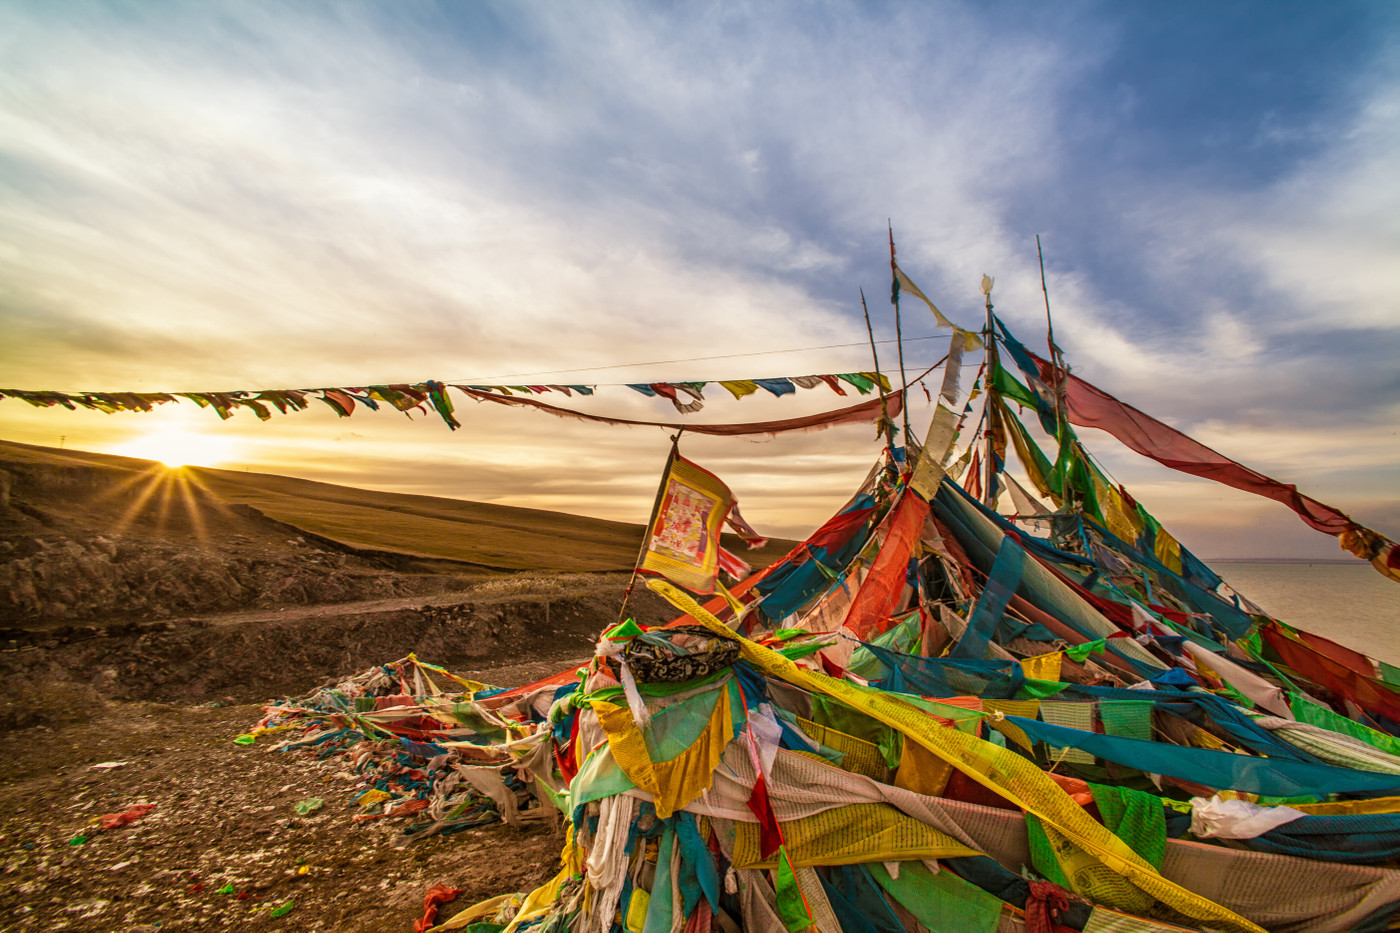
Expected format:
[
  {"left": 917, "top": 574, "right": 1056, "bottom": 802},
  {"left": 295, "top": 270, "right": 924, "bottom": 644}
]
[{"left": 115, "top": 430, "right": 238, "bottom": 468}]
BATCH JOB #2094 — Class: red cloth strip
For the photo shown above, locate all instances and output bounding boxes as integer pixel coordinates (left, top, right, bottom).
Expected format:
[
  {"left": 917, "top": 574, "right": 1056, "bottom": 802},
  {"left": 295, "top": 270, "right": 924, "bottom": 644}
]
[
  {"left": 413, "top": 884, "right": 461, "bottom": 933},
  {"left": 454, "top": 386, "right": 904, "bottom": 436},
  {"left": 1262, "top": 623, "right": 1400, "bottom": 724},
  {"left": 841, "top": 492, "right": 930, "bottom": 641},
  {"left": 1031, "top": 352, "right": 1394, "bottom": 556}
]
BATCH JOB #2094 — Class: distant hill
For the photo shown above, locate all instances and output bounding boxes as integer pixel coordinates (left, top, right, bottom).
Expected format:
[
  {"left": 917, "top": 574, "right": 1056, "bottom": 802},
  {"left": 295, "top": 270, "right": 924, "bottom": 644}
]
[
  {"left": 191, "top": 464, "right": 796, "bottom": 572},
  {"left": 0, "top": 439, "right": 796, "bottom": 620}
]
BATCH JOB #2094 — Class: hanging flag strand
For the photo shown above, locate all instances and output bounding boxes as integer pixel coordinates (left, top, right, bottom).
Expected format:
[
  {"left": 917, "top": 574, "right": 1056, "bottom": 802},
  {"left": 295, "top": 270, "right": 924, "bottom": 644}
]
[{"left": 0, "top": 369, "right": 899, "bottom": 429}]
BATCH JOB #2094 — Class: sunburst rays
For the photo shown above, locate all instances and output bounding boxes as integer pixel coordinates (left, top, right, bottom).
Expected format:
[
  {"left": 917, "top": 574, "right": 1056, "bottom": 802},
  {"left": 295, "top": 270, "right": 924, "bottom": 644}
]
[{"left": 98, "top": 463, "right": 217, "bottom": 544}]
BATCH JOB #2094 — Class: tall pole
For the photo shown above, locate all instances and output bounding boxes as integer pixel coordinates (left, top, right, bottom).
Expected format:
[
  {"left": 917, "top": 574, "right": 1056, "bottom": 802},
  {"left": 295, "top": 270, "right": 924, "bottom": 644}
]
[
  {"left": 617, "top": 429, "right": 684, "bottom": 623},
  {"left": 860, "top": 288, "right": 896, "bottom": 447},
  {"left": 1036, "top": 234, "right": 1068, "bottom": 422},
  {"left": 888, "top": 223, "right": 912, "bottom": 443},
  {"left": 1037, "top": 236, "right": 1082, "bottom": 521},
  {"left": 980, "top": 275, "right": 999, "bottom": 507}
]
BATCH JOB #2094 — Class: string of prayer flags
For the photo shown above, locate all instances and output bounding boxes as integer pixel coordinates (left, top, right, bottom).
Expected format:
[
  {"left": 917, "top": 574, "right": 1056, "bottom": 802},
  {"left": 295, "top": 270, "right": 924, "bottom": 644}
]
[
  {"left": 1, "top": 367, "right": 904, "bottom": 428},
  {"left": 458, "top": 387, "right": 904, "bottom": 436}
]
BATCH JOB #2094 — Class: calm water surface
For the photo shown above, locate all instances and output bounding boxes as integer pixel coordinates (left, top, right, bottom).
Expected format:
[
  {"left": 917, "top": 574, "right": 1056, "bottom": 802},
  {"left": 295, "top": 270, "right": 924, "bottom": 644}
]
[{"left": 1214, "top": 561, "right": 1400, "bottom": 664}]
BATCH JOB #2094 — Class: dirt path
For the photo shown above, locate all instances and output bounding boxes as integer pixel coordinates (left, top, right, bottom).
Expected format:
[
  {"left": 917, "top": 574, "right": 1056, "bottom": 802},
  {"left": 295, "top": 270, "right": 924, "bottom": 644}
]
[
  {"left": 0, "top": 574, "right": 670, "bottom": 731},
  {"left": 167, "top": 574, "right": 637, "bottom": 629}
]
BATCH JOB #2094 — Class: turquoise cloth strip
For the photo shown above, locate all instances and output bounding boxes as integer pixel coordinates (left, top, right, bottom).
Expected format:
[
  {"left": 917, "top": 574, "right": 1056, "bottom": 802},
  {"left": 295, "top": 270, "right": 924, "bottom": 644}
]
[{"left": 1005, "top": 714, "right": 1400, "bottom": 797}]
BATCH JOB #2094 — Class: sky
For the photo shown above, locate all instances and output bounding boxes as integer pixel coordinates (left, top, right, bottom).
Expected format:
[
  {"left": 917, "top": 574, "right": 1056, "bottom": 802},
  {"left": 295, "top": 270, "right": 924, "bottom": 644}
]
[{"left": 1, "top": 0, "right": 1397, "bottom": 560}]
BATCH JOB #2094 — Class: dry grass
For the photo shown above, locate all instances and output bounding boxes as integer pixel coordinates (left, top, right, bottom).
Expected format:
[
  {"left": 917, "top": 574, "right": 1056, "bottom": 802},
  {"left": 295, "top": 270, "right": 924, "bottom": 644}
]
[
  {"left": 0, "top": 439, "right": 795, "bottom": 574},
  {"left": 193, "top": 466, "right": 647, "bottom": 571}
]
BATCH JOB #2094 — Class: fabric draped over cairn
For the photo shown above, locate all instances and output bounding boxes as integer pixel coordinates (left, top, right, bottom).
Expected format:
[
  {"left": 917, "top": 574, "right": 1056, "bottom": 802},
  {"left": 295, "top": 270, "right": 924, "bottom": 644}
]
[
  {"left": 235, "top": 299, "right": 1397, "bottom": 933},
  {"left": 381, "top": 367, "right": 1400, "bottom": 932}
]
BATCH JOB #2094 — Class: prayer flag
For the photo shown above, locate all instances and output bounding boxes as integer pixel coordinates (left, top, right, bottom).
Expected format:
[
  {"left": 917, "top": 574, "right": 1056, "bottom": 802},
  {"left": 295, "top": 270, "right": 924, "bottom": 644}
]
[{"left": 639, "top": 454, "right": 734, "bottom": 595}]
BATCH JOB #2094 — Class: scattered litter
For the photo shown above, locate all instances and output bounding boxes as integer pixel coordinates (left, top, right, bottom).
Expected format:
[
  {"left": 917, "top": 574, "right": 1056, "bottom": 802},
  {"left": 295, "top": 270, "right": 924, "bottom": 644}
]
[
  {"left": 68, "top": 835, "right": 88, "bottom": 847},
  {"left": 216, "top": 883, "right": 237, "bottom": 895},
  {"left": 233, "top": 734, "right": 256, "bottom": 746},
  {"left": 89, "top": 761, "right": 129, "bottom": 771},
  {"left": 413, "top": 884, "right": 461, "bottom": 933},
  {"left": 99, "top": 802, "right": 155, "bottom": 830},
  {"left": 355, "top": 789, "right": 391, "bottom": 809},
  {"left": 248, "top": 656, "right": 521, "bottom": 843},
  {"left": 292, "top": 797, "right": 324, "bottom": 815},
  {"left": 270, "top": 899, "right": 295, "bottom": 917}
]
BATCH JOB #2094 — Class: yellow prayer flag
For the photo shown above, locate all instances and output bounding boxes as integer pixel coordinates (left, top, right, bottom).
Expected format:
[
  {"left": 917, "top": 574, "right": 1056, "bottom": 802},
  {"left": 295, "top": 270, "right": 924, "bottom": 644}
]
[
  {"left": 1153, "top": 526, "right": 1184, "bottom": 575},
  {"left": 718, "top": 380, "right": 759, "bottom": 400},
  {"left": 1021, "top": 652, "right": 1064, "bottom": 684},
  {"left": 639, "top": 455, "right": 734, "bottom": 595},
  {"left": 894, "top": 265, "right": 956, "bottom": 329},
  {"left": 893, "top": 265, "right": 985, "bottom": 349}
]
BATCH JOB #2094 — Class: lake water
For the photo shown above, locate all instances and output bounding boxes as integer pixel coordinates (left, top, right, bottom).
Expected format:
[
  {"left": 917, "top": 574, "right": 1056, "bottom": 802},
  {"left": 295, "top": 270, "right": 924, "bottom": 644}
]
[{"left": 1213, "top": 561, "right": 1400, "bottom": 665}]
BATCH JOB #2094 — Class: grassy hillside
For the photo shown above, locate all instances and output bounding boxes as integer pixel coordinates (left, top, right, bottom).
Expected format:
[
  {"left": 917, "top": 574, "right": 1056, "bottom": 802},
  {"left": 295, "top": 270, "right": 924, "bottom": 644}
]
[{"left": 0, "top": 439, "right": 796, "bottom": 573}]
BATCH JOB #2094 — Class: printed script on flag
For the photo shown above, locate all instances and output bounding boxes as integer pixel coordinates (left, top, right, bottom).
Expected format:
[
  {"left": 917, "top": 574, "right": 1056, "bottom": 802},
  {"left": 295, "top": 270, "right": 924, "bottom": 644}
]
[{"left": 639, "top": 455, "right": 734, "bottom": 594}]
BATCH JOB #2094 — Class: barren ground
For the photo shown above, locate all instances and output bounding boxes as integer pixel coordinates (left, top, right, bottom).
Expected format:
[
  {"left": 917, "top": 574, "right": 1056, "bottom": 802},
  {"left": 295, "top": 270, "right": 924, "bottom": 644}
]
[
  {"left": 0, "top": 440, "right": 714, "bottom": 932},
  {"left": 0, "top": 583, "right": 671, "bottom": 933}
]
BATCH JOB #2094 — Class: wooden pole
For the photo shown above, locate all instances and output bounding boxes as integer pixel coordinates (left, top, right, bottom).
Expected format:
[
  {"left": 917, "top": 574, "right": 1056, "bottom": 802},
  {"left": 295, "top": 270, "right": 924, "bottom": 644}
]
[
  {"left": 860, "top": 288, "right": 896, "bottom": 447},
  {"left": 888, "top": 223, "right": 912, "bottom": 442},
  {"left": 982, "top": 277, "right": 998, "bottom": 506},
  {"left": 617, "top": 429, "right": 684, "bottom": 623}
]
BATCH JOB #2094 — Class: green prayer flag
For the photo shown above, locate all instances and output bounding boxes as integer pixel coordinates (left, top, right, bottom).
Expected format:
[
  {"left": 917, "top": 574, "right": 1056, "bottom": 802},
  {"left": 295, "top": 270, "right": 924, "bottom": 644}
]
[
  {"left": 991, "top": 364, "right": 1043, "bottom": 411},
  {"left": 1089, "top": 783, "right": 1167, "bottom": 869},
  {"left": 1099, "top": 700, "right": 1154, "bottom": 743},
  {"left": 774, "top": 847, "right": 814, "bottom": 932},
  {"left": 605, "top": 618, "right": 644, "bottom": 641},
  {"left": 1292, "top": 693, "right": 1400, "bottom": 758},
  {"left": 1066, "top": 638, "right": 1107, "bottom": 663},
  {"left": 870, "top": 859, "right": 1002, "bottom": 933}
]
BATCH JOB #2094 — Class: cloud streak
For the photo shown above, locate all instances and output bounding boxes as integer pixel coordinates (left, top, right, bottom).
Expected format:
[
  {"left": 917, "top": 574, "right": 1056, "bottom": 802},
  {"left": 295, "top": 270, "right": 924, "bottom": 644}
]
[{"left": 0, "top": 1, "right": 1396, "bottom": 558}]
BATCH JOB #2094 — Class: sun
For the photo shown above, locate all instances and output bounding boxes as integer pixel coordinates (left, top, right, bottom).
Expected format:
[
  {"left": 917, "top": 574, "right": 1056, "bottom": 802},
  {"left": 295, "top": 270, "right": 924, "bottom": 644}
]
[{"left": 115, "top": 430, "right": 238, "bottom": 468}]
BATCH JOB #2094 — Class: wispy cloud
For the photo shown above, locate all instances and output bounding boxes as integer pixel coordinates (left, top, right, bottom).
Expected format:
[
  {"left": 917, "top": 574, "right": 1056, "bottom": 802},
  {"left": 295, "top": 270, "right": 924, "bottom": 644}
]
[{"left": 0, "top": 1, "right": 1395, "bottom": 557}]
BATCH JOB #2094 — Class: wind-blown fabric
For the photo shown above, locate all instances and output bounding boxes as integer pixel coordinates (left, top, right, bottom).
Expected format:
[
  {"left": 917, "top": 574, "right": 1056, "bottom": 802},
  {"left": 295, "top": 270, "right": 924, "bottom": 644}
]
[
  {"left": 239, "top": 303, "right": 1399, "bottom": 933},
  {"left": 838, "top": 492, "right": 930, "bottom": 643},
  {"left": 1007, "top": 343, "right": 1399, "bottom": 579},
  {"left": 651, "top": 581, "right": 1266, "bottom": 933},
  {"left": 1263, "top": 623, "right": 1400, "bottom": 724}
]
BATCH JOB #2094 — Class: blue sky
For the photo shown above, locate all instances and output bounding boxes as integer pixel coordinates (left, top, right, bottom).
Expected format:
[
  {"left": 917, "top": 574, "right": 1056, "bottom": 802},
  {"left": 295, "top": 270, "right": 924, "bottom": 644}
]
[{"left": 1, "top": 1, "right": 1396, "bottom": 558}]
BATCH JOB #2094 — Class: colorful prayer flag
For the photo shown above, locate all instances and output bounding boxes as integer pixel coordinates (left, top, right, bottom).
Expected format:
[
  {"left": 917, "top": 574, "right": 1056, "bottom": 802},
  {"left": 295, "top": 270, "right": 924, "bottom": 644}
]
[{"left": 639, "top": 454, "right": 734, "bottom": 595}]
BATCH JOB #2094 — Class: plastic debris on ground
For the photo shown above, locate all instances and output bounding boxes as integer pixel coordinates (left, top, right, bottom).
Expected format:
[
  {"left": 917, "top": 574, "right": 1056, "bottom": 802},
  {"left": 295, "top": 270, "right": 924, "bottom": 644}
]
[{"left": 99, "top": 803, "right": 155, "bottom": 830}]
